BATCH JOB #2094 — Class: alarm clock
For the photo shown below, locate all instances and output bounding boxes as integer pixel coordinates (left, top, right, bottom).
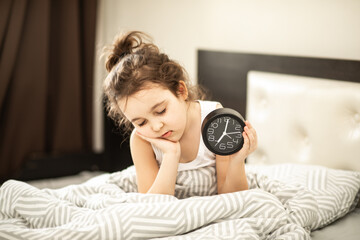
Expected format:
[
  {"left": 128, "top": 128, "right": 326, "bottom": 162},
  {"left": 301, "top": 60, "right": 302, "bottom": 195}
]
[{"left": 201, "top": 108, "right": 246, "bottom": 156}]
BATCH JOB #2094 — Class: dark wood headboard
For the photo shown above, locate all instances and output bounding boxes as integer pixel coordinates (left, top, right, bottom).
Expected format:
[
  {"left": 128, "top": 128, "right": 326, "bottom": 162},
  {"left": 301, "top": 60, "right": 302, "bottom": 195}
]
[{"left": 197, "top": 50, "right": 360, "bottom": 117}]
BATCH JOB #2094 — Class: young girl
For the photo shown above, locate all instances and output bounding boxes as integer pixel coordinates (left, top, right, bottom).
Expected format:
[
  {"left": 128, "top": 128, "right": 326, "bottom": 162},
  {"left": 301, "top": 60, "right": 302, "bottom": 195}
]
[{"left": 103, "top": 31, "right": 257, "bottom": 196}]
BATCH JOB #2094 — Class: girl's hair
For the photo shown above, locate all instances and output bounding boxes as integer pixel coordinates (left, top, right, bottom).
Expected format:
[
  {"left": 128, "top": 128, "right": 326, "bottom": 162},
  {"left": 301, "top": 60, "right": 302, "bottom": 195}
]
[{"left": 103, "top": 31, "right": 206, "bottom": 133}]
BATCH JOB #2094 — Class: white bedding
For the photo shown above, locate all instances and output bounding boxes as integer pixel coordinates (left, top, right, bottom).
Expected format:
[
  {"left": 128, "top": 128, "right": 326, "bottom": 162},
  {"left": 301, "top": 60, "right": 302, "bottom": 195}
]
[{"left": 0, "top": 163, "right": 359, "bottom": 240}]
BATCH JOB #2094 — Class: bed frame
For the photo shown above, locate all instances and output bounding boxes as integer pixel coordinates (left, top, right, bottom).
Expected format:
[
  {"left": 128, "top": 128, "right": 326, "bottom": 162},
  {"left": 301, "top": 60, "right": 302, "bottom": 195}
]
[{"left": 198, "top": 50, "right": 360, "bottom": 116}]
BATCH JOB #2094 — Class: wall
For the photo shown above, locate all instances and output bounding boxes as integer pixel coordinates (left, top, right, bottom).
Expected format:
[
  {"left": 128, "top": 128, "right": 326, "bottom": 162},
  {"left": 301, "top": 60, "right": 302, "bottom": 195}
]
[{"left": 93, "top": 0, "right": 360, "bottom": 152}]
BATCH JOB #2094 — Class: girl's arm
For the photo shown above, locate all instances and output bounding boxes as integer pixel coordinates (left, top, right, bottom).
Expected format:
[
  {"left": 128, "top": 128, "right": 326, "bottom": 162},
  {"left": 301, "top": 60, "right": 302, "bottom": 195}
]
[
  {"left": 216, "top": 121, "right": 257, "bottom": 194},
  {"left": 130, "top": 130, "right": 180, "bottom": 195}
]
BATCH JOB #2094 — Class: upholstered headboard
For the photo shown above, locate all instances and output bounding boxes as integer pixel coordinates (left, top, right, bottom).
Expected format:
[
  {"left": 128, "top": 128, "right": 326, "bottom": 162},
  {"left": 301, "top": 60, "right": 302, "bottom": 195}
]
[
  {"left": 198, "top": 50, "right": 360, "bottom": 171},
  {"left": 246, "top": 71, "right": 360, "bottom": 171}
]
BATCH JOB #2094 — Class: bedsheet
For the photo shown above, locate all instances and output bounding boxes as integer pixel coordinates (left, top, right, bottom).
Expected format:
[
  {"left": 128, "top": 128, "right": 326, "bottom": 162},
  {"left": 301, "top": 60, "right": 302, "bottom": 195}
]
[
  {"left": 311, "top": 208, "right": 360, "bottom": 240},
  {"left": 0, "top": 164, "right": 359, "bottom": 240}
]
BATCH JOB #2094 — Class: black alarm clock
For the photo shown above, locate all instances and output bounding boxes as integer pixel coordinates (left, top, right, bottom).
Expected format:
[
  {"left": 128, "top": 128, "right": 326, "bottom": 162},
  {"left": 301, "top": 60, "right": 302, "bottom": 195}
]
[{"left": 201, "top": 108, "right": 246, "bottom": 156}]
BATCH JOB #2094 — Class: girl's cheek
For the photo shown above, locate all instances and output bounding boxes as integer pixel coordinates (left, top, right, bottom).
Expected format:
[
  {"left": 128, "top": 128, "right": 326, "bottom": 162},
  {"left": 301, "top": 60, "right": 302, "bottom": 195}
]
[
  {"left": 135, "top": 128, "right": 144, "bottom": 136},
  {"left": 136, "top": 127, "right": 152, "bottom": 138}
]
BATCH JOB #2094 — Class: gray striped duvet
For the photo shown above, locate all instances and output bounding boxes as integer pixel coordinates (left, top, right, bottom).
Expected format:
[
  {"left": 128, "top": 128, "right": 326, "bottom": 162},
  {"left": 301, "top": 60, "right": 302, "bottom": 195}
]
[{"left": 0, "top": 163, "right": 359, "bottom": 240}]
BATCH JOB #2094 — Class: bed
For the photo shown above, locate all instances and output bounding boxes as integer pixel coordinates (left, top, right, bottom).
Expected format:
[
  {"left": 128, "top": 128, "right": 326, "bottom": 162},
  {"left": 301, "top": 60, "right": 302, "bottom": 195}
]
[{"left": 0, "top": 51, "right": 360, "bottom": 239}]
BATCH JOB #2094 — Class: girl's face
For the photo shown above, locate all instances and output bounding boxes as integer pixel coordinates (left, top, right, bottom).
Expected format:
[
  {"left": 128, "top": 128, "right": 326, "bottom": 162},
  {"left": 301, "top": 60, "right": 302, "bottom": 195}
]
[{"left": 118, "top": 83, "right": 189, "bottom": 141}]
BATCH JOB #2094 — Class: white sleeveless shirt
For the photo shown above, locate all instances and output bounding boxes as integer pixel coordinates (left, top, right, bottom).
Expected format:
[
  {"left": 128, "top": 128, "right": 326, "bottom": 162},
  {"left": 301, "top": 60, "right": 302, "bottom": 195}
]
[{"left": 151, "top": 100, "right": 219, "bottom": 171}]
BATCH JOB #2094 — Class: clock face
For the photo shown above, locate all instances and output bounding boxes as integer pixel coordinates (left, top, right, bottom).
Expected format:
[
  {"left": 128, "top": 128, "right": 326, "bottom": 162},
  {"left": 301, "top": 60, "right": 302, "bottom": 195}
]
[{"left": 202, "top": 108, "right": 245, "bottom": 156}]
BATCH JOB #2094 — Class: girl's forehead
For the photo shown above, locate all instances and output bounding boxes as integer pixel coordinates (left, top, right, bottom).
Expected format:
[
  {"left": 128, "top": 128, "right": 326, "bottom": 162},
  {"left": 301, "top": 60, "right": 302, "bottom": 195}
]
[
  {"left": 134, "top": 85, "right": 168, "bottom": 99},
  {"left": 118, "top": 85, "right": 173, "bottom": 113},
  {"left": 132, "top": 85, "right": 173, "bottom": 104}
]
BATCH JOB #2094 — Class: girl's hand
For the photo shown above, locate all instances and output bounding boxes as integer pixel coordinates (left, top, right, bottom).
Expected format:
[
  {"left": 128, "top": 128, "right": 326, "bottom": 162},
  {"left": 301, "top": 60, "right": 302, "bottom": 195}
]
[
  {"left": 230, "top": 121, "right": 258, "bottom": 162},
  {"left": 136, "top": 131, "right": 181, "bottom": 159}
]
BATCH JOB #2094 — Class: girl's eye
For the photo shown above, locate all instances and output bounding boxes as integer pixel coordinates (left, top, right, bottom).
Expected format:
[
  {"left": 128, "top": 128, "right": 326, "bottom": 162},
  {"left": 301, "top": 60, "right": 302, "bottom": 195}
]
[
  {"left": 157, "top": 108, "right": 166, "bottom": 115},
  {"left": 138, "top": 120, "right": 146, "bottom": 127}
]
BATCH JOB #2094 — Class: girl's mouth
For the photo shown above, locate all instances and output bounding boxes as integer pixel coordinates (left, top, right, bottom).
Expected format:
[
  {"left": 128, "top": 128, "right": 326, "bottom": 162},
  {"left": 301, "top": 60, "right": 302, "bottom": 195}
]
[{"left": 161, "top": 131, "right": 172, "bottom": 138}]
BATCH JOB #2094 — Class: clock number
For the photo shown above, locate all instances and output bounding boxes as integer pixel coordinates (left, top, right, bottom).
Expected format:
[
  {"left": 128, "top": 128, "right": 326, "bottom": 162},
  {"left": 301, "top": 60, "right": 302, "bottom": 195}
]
[
  {"left": 227, "top": 142, "right": 234, "bottom": 149},
  {"left": 235, "top": 124, "right": 242, "bottom": 131},
  {"left": 235, "top": 133, "right": 242, "bottom": 139},
  {"left": 207, "top": 128, "right": 214, "bottom": 134},
  {"left": 233, "top": 138, "right": 239, "bottom": 144},
  {"left": 208, "top": 135, "right": 215, "bottom": 142},
  {"left": 219, "top": 143, "right": 226, "bottom": 150},
  {"left": 211, "top": 122, "right": 218, "bottom": 128}
]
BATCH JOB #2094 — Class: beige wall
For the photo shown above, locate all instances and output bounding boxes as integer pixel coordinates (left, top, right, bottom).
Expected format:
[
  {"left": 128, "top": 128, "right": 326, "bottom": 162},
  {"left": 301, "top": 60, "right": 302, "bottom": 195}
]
[{"left": 93, "top": 0, "right": 360, "bottom": 151}]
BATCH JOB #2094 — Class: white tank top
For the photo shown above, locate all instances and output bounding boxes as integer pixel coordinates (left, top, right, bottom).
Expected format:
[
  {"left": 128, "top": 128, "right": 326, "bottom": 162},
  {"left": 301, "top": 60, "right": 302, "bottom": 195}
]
[{"left": 151, "top": 100, "right": 219, "bottom": 171}]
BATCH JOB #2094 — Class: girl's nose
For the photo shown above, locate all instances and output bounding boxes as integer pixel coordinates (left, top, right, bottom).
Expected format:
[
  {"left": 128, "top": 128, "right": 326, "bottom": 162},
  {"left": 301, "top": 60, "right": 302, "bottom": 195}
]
[{"left": 151, "top": 121, "right": 164, "bottom": 132}]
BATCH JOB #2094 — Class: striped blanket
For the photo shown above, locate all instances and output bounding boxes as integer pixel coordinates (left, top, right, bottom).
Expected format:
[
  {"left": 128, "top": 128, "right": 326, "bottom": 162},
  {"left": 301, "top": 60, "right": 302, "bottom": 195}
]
[{"left": 0, "top": 164, "right": 359, "bottom": 239}]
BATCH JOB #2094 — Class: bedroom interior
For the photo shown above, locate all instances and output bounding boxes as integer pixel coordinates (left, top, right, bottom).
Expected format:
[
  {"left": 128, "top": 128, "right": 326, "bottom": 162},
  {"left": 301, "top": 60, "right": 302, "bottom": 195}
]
[{"left": 1, "top": 0, "right": 360, "bottom": 239}]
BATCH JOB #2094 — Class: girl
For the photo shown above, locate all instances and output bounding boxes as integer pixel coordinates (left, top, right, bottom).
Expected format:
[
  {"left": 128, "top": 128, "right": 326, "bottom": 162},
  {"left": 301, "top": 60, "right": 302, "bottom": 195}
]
[{"left": 103, "top": 31, "right": 257, "bottom": 197}]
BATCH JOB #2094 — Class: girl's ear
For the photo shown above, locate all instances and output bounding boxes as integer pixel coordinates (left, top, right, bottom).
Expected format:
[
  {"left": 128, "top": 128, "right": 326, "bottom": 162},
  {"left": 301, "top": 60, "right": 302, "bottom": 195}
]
[{"left": 177, "top": 80, "right": 188, "bottom": 100}]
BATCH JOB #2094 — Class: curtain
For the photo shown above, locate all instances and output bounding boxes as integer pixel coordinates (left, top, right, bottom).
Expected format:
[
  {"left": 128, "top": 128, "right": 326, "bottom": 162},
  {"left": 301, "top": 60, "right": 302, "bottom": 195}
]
[{"left": 0, "top": 0, "right": 97, "bottom": 181}]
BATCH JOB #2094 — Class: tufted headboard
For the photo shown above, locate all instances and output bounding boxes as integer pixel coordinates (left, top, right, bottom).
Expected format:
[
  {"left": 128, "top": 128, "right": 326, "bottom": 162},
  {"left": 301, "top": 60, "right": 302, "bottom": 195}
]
[
  {"left": 246, "top": 71, "right": 360, "bottom": 171},
  {"left": 198, "top": 50, "right": 360, "bottom": 171}
]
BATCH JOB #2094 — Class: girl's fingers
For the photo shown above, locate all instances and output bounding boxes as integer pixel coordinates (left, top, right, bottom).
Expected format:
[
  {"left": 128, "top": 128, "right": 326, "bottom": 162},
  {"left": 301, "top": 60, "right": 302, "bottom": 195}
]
[
  {"left": 242, "top": 132, "right": 250, "bottom": 150},
  {"left": 136, "top": 131, "right": 180, "bottom": 156},
  {"left": 137, "top": 132, "right": 160, "bottom": 145},
  {"left": 244, "top": 126, "right": 255, "bottom": 147},
  {"left": 245, "top": 121, "right": 257, "bottom": 138},
  {"left": 231, "top": 121, "right": 258, "bottom": 160},
  {"left": 243, "top": 122, "right": 258, "bottom": 153},
  {"left": 136, "top": 131, "right": 161, "bottom": 146}
]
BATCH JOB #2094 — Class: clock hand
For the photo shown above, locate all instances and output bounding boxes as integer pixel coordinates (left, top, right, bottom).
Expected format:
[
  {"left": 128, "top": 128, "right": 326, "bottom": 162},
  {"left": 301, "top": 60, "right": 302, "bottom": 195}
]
[
  {"left": 226, "top": 134, "right": 232, "bottom": 139},
  {"left": 215, "top": 132, "right": 226, "bottom": 146},
  {"left": 224, "top": 119, "right": 229, "bottom": 133},
  {"left": 215, "top": 120, "right": 234, "bottom": 146},
  {"left": 226, "top": 131, "right": 242, "bottom": 135}
]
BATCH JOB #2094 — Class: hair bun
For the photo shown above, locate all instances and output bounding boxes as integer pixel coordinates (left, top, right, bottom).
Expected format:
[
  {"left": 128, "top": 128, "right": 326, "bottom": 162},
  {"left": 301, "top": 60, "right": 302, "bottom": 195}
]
[{"left": 105, "top": 31, "right": 151, "bottom": 72}]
